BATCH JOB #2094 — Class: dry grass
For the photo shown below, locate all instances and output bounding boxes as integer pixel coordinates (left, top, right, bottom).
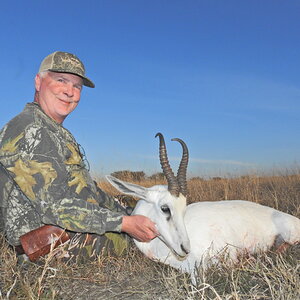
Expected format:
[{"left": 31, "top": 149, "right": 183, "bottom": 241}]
[{"left": 1, "top": 171, "right": 299, "bottom": 299}]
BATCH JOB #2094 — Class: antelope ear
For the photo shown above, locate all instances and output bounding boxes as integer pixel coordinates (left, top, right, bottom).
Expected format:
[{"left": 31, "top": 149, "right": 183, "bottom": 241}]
[{"left": 105, "top": 175, "right": 148, "bottom": 200}]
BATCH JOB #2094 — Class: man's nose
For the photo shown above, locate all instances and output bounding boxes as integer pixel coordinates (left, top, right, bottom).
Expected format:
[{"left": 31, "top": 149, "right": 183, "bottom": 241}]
[{"left": 64, "top": 83, "right": 74, "bottom": 97}]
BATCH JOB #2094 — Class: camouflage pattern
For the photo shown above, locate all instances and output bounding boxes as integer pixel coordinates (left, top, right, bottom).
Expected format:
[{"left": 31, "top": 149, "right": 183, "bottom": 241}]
[
  {"left": 0, "top": 102, "right": 129, "bottom": 256},
  {"left": 39, "top": 51, "right": 95, "bottom": 88},
  {"left": 63, "top": 231, "right": 131, "bottom": 262}
]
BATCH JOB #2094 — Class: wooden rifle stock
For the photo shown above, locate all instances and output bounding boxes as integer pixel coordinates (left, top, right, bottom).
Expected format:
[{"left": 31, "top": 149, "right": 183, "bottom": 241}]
[{"left": 19, "top": 225, "right": 70, "bottom": 261}]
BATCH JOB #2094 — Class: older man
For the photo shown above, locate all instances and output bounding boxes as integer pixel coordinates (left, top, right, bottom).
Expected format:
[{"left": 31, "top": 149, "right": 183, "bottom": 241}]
[{"left": 0, "top": 51, "right": 157, "bottom": 261}]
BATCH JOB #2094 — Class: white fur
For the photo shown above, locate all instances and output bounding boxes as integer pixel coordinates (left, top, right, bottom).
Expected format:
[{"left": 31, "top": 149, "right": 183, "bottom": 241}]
[{"left": 106, "top": 175, "right": 300, "bottom": 281}]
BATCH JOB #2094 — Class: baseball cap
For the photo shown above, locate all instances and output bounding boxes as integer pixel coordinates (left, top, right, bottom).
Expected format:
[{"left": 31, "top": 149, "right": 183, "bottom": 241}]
[{"left": 38, "top": 51, "right": 95, "bottom": 88}]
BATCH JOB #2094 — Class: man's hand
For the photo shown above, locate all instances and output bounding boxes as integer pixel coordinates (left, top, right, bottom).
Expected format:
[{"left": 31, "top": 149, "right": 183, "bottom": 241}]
[{"left": 121, "top": 215, "right": 159, "bottom": 242}]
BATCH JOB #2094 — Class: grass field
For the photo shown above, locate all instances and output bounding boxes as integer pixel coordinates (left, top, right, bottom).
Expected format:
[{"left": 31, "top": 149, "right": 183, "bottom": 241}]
[{"left": 0, "top": 172, "right": 299, "bottom": 299}]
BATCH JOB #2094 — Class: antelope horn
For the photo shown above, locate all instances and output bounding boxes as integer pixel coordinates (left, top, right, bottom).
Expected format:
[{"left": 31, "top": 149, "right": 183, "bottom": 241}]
[
  {"left": 171, "top": 138, "right": 189, "bottom": 197},
  {"left": 155, "top": 133, "right": 180, "bottom": 196}
]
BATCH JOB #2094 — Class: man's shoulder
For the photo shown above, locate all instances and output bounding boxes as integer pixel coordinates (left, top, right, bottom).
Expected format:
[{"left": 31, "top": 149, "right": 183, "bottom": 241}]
[
  {"left": 3, "top": 104, "right": 35, "bottom": 132},
  {"left": 0, "top": 102, "right": 76, "bottom": 146},
  {"left": 0, "top": 103, "right": 46, "bottom": 145}
]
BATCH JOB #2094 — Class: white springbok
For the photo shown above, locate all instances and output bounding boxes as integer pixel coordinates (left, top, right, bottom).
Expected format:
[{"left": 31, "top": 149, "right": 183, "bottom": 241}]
[{"left": 106, "top": 133, "right": 300, "bottom": 282}]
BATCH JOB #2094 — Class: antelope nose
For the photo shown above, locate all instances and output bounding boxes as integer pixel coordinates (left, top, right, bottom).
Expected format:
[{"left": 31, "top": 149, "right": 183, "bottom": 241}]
[{"left": 181, "top": 244, "right": 190, "bottom": 255}]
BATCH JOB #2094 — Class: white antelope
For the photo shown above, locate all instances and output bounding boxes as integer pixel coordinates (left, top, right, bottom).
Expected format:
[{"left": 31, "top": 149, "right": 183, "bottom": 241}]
[{"left": 106, "top": 133, "right": 300, "bottom": 283}]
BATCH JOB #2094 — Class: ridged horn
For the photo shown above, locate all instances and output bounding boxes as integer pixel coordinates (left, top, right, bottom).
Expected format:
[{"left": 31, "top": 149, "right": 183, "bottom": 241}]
[
  {"left": 155, "top": 133, "right": 180, "bottom": 196},
  {"left": 171, "top": 138, "right": 189, "bottom": 197}
]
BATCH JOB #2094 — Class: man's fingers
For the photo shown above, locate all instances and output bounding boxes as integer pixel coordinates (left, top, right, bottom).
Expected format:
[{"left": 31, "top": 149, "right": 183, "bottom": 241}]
[{"left": 121, "top": 215, "right": 160, "bottom": 242}]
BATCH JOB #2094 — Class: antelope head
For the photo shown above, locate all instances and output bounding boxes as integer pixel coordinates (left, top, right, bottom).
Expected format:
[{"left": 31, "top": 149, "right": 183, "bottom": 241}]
[{"left": 106, "top": 133, "right": 191, "bottom": 258}]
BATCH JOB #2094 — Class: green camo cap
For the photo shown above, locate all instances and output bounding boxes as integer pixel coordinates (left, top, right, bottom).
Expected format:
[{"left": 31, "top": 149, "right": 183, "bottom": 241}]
[{"left": 38, "top": 51, "right": 95, "bottom": 88}]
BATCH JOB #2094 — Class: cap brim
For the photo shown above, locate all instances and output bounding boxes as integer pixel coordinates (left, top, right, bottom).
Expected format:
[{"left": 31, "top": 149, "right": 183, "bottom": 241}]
[
  {"left": 82, "top": 76, "right": 95, "bottom": 88},
  {"left": 47, "top": 69, "right": 95, "bottom": 88}
]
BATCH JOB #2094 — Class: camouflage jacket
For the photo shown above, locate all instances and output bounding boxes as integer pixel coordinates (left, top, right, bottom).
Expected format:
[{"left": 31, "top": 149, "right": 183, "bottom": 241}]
[{"left": 0, "top": 102, "right": 125, "bottom": 245}]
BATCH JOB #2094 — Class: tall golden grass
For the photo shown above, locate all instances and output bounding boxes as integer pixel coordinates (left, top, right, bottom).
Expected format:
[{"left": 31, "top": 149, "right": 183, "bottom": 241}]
[{"left": 101, "top": 172, "right": 300, "bottom": 217}]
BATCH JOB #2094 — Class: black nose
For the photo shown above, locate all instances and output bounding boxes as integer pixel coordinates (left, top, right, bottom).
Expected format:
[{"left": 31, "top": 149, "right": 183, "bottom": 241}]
[{"left": 181, "top": 244, "right": 189, "bottom": 255}]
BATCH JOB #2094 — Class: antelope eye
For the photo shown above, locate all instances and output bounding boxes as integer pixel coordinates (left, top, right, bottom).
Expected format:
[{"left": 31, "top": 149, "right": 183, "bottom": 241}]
[{"left": 161, "top": 205, "right": 171, "bottom": 214}]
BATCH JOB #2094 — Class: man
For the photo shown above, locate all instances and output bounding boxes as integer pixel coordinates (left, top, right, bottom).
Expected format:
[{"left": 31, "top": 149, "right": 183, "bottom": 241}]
[{"left": 0, "top": 51, "right": 157, "bottom": 261}]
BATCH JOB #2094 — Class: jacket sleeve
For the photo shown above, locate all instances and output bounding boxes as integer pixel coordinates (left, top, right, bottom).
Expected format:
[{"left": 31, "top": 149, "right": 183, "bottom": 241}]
[{"left": 1, "top": 122, "right": 125, "bottom": 235}]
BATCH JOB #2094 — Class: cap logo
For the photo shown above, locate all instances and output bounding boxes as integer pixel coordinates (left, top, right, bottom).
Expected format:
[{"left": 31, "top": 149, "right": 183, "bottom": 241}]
[{"left": 52, "top": 52, "right": 85, "bottom": 77}]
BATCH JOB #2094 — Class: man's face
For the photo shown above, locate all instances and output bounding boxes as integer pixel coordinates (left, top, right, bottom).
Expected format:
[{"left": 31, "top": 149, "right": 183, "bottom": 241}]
[{"left": 35, "top": 71, "right": 83, "bottom": 124}]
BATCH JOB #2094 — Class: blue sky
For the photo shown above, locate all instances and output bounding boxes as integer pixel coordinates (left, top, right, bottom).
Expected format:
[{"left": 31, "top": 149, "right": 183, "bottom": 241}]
[{"left": 1, "top": 1, "right": 300, "bottom": 178}]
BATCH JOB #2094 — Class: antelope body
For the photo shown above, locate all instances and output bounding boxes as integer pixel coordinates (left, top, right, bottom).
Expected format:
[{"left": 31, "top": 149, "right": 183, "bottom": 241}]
[{"left": 106, "top": 133, "right": 300, "bottom": 281}]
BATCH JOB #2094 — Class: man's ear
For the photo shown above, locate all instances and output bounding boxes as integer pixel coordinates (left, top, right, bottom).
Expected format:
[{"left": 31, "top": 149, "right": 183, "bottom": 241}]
[{"left": 35, "top": 74, "right": 41, "bottom": 92}]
